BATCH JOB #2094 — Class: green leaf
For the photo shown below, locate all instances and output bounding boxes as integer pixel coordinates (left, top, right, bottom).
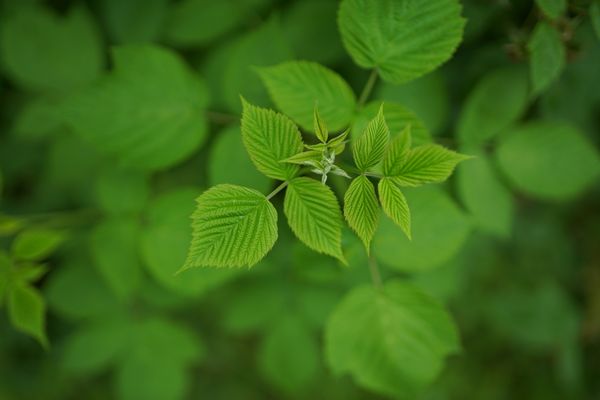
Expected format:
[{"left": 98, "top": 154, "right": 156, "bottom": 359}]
[
  {"left": 209, "top": 125, "right": 271, "bottom": 194},
  {"left": 11, "top": 229, "right": 64, "bottom": 261},
  {"left": 99, "top": 0, "right": 168, "bottom": 44},
  {"left": 284, "top": 177, "right": 345, "bottom": 262},
  {"left": 325, "top": 281, "right": 460, "bottom": 398},
  {"left": 95, "top": 166, "right": 149, "bottom": 216},
  {"left": 457, "top": 67, "right": 529, "bottom": 145},
  {"left": 116, "top": 317, "right": 202, "bottom": 400},
  {"left": 8, "top": 283, "right": 48, "bottom": 347},
  {"left": 382, "top": 125, "right": 412, "bottom": 176},
  {"left": 63, "top": 45, "right": 209, "bottom": 171},
  {"left": 257, "top": 61, "right": 356, "bottom": 132},
  {"left": 338, "top": 0, "right": 465, "bottom": 84},
  {"left": 528, "top": 22, "right": 566, "bottom": 95},
  {"left": 387, "top": 144, "right": 470, "bottom": 186},
  {"left": 314, "top": 107, "right": 329, "bottom": 143},
  {"left": 352, "top": 101, "right": 431, "bottom": 146},
  {"left": 0, "top": 252, "right": 11, "bottom": 306},
  {"left": 592, "top": 1, "right": 600, "bottom": 41},
  {"left": 0, "top": 4, "right": 103, "bottom": 92},
  {"left": 495, "top": 122, "right": 600, "bottom": 200},
  {"left": 352, "top": 105, "right": 390, "bottom": 171},
  {"left": 185, "top": 185, "right": 278, "bottom": 268},
  {"left": 63, "top": 318, "right": 130, "bottom": 375},
  {"left": 140, "top": 188, "right": 244, "bottom": 296},
  {"left": 378, "top": 177, "right": 411, "bottom": 240},
  {"left": 164, "top": 0, "right": 245, "bottom": 47},
  {"left": 282, "top": 151, "right": 322, "bottom": 167},
  {"left": 241, "top": 99, "right": 304, "bottom": 181},
  {"left": 91, "top": 219, "right": 142, "bottom": 301},
  {"left": 535, "top": 0, "right": 566, "bottom": 19},
  {"left": 374, "top": 187, "right": 471, "bottom": 272},
  {"left": 45, "top": 259, "right": 122, "bottom": 321},
  {"left": 258, "top": 315, "right": 319, "bottom": 394},
  {"left": 457, "top": 148, "right": 514, "bottom": 237},
  {"left": 343, "top": 175, "right": 379, "bottom": 252}
]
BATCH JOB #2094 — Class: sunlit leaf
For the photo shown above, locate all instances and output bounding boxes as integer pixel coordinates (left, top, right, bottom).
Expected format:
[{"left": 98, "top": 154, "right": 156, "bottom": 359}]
[{"left": 343, "top": 175, "right": 379, "bottom": 252}]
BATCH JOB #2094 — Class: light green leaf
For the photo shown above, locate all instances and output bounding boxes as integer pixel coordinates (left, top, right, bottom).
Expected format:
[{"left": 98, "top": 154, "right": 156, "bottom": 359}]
[
  {"left": 457, "top": 66, "right": 529, "bottom": 145},
  {"left": 378, "top": 177, "right": 411, "bottom": 240},
  {"left": 100, "top": 0, "right": 168, "bottom": 44},
  {"left": 95, "top": 166, "right": 149, "bottom": 216},
  {"left": 8, "top": 283, "right": 48, "bottom": 347},
  {"left": 257, "top": 61, "right": 356, "bottom": 131},
  {"left": 63, "top": 318, "right": 130, "bottom": 375},
  {"left": 241, "top": 99, "right": 304, "bottom": 181},
  {"left": 352, "top": 105, "right": 389, "bottom": 171},
  {"left": 528, "top": 22, "right": 566, "bottom": 95},
  {"left": 185, "top": 185, "right": 278, "bottom": 268},
  {"left": 374, "top": 187, "right": 471, "bottom": 272},
  {"left": 63, "top": 45, "right": 209, "bottom": 171},
  {"left": 338, "top": 0, "right": 465, "bottom": 84},
  {"left": 141, "top": 188, "right": 243, "bottom": 296},
  {"left": 91, "top": 219, "right": 142, "bottom": 301},
  {"left": 209, "top": 125, "right": 271, "bottom": 194},
  {"left": 282, "top": 151, "right": 322, "bottom": 167},
  {"left": 314, "top": 107, "right": 329, "bottom": 143},
  {"left": 495, "top": 122, "right": 600, "bottom": 200},
  {"left": 325, "top": 280, "right": 460, "bottom": 398},
  {"left": 344, "top": 175, "right": 379, "bottom": 252},
  {"left": 535, "top": 0, "right": 566, "bottom": 19},
  {"left": 284, "top": 177, "right": 345, "bottom": 262},
  {"left": 352, "top": 101, "right": 431, "bottom": 145},
  {"left": 457, "top": 148, "right": 514, "bottom": 237},
  {"left": 592, "top": 1, "right": 600, "bottom": 40},
  {"left": 388, "top": 144, "right": 470, "bottom": 186},
  {"left": 164, "top": 0, "right": 246, "bottom": 47},
  {"left": 382, "top": 125, "right": 412, "bottom": 176},
  {"left": 0, "top": 4, "right": 103, "bottom": 92},
  {"left": 11, "top": 229, "right": 64, "bottom": 261},
  {"left": 258, "top": 315, "right": 319, "bottom": 394}
]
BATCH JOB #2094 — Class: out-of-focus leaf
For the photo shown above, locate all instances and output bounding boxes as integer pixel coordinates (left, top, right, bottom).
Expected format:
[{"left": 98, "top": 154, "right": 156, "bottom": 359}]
[
  {"left": 100, "top": 0, "right": 168, "bottom": 44},
  {"left": 11, "top": 228, "right": 64, "bottom": 262},
  {"left": 95, "top": 166, "right": 149, "bottom": 216},
  {"left": 209, "top": 125, "right": 271, "bottom": 193},
  {"left": 495, "top": 122, "right": 600, "bottom": 200},
  {"left": 338, "top": 0, "right": 465, "bottom": 84},
  {"left": 63, "top": 45, "right": 209, "bottom": 171},
  {"left": 91, "top": 218, "right": 142, "bottom": 301},
  {"left": 8, "top": 283, "right": 48, "bottom": 347},
  {"left": 592, "top": 1, "right": 600, "bottom": 40},
  {"left": 457, "top": 148, "right": 513, "bottom": 237},
  {"left": 535, "top": 0, "right": 566, "bottom": 20},
  {"left": 457, "top": 67, "right": 529, "bottom": 145},
  {"left": 258, "top": 315, "right": 319, "bottom": 394},
  {"left": 258, "top": 61, "right": 356, "bottom": 132},
  {"left": 528, "top": 22, "right": 565, "bottom": 95},
  {"left": 0, "top": 4, "right": 103, "bottom": 92},
  {"left": 374, "top": 187, "right": 471, "bottom": 272},
  {"left": 325, "top": 281, "right": 460, "bottom": 398},
  {"left": 164, "top": 0, "right": 245, "bottom": 47}
]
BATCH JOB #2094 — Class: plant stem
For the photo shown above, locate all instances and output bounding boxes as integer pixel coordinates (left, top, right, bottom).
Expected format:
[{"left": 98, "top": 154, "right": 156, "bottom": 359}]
[
  {"left": 358, "top": 69, "right": 379, "bottom": 107},
  {"left": 266, "top": 181, "right": 289, "bottom": 200},
  {"left": 368, "top": 254, "right": 383, "bottom": 288}
]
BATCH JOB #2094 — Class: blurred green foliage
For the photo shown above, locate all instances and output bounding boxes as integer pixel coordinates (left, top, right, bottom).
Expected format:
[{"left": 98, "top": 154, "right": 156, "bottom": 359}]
[{"left": 0, "top": 0, "right": 599, "bottom": 399}]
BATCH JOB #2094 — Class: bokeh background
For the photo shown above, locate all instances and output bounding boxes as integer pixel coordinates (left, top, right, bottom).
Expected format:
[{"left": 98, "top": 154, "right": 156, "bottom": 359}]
[{"left": 1, "top": 0, "right": 599, "bottom": 399}]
